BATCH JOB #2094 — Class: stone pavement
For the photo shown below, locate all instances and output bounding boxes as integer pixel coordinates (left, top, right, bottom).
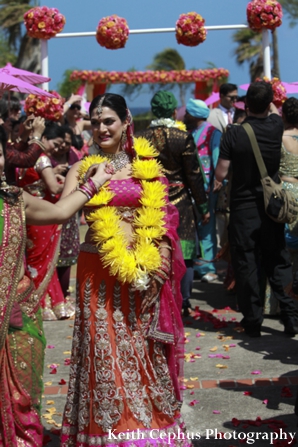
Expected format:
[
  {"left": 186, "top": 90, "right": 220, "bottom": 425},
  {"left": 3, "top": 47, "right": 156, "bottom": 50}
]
[{"left": 41, "top": 263, "right": 298, "bottom": 447}]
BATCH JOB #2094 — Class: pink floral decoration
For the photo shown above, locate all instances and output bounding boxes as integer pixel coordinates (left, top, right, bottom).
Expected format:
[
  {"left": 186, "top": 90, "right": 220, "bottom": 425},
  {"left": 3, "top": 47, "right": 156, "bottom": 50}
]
[
  {"left": 70, "top": 68, "right": 229, "bottom": 85},
  {"left": 96, "top": 15, "right": 129, "bottom": 50},
  {"left": 256, "top": 76, "right": 287, "bottom": 107},
  {"left": 24, "top": 91, "right": 65, "bottom": 121},
  {"left": 247, "top": 0, "right": 283, "bottom": 32},
  {"left": 175, "top": 12, "right": 207, "bottom": 47},
  {"left": 24, "top": 6, "right": 66, "bottom": 40}
]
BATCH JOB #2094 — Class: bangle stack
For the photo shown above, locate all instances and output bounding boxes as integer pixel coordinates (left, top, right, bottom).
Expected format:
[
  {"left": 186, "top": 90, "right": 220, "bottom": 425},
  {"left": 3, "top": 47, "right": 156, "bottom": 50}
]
[
  {"left": 153, "top": 254, "right": 171, "bottom": 285},
  {"left": 77, "top": 178, "right": 101, "bottom": 201}
]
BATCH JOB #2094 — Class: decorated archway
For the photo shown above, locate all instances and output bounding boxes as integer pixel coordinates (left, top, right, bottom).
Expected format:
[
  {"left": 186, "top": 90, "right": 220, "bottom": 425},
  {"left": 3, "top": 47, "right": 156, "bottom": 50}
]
[{"left": 69, "top": 68, "right": 230, "bottom": 102}]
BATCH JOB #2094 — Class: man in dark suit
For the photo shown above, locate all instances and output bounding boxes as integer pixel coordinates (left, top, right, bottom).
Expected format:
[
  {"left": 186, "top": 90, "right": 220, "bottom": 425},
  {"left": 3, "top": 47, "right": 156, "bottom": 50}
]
[{"left": 136, "top": 91, "right": 209, "bottom": 315}]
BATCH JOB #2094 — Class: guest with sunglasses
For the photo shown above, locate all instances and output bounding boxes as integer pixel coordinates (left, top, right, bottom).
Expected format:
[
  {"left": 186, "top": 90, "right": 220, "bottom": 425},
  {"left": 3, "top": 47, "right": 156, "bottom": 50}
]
[
  {"left": 208, "top": 83, "right": 238, "bottom": 133},
  {"left": 63, "top": 93, "right": 92, "bottom": 154}
]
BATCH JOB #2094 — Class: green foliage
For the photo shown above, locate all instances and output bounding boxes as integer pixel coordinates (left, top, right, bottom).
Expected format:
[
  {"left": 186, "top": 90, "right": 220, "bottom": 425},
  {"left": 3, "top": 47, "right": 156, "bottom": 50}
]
[
  {"left": 146, "top": 48, "right": 185, "bottom": 71},
  {"left": 0, "top": 31, "right": 17, "bottom": 66},
  {"left": 232, "top": 28, "right": 264, "bottom": 81},
  {"left": 0, "top": 0, "right": 33, "bottom": 49},
  {"left": 57, "top": 69, "right": 83, "bottom": 98},
  {"left": 280, "top": 0, "right": 298, "bottom": 26}
]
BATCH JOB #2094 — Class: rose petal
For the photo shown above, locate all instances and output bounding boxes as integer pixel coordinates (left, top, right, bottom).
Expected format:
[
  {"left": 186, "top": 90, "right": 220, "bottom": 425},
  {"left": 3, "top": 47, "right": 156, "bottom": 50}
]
[
  {"left": 49, "top": 368, "right": 57, "bottom": 374},
  {"left": 189, "top": 399, "right": 199, "bottom": 406},
  {"left": 190, "top": 377, "right": 198, "bottom": 381},
  {"left": 213, "top": 410, "right": 221, "bottom": 414},
  {"left": 251, "top": 370, "right": 261, "bottom": 375},
  {"left": 229, "top": 344, "right": 237, "bottom": 347},
  {"left": 262, "top": 399, "right": 268, "bottom": 404},
  {"left": 209, "top": 346, "right": 218, "bottom": 352},
  {"left": 190, "top": 391, "right": 195, "bottom": 395},
  {"left": 47, "top": 345, "right": 55, "bottom": 349},
  {"left": 243, "top": 391, "right": 253, "bottom": 396},
  {"left": 58, "top": 379, "right": 66, "bottom": 385}
]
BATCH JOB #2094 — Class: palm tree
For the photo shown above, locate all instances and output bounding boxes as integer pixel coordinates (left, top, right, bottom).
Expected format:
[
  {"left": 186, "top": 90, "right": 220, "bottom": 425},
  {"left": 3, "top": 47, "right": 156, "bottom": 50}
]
[
  {"left": 146, "top": 48, "right": 188, "bottom": 105},
  {"left": 232, "top": 27, "right": 280, "bottom": 81},
  {"left": 0, "top": 0, "right": 41, "bottom": 72},
  {"left": 232, "top": 28, "right": 263, "bottom": 81},
  {"left": 280, "top": 0, "right": 298, "bottom": 26}
]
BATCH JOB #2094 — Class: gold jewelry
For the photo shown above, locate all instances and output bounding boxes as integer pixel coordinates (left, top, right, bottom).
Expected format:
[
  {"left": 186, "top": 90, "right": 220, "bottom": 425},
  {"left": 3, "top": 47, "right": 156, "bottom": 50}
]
[
  {"left": 0, "top": 172, "right": 7, "bottom": 188},
  {"left": 97, "top": 96, "right": 105, "bottom": 117}
]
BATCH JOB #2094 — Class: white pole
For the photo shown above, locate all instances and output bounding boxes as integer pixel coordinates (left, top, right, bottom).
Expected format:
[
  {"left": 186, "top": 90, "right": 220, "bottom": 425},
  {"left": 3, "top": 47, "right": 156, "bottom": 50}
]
[
  {"left": 54, "top": 24, "right": 248, "bottom": 38},
  {"left": 262, "top": 29, "right": 271, "bottom": 80},
  {"left": 41, "top": 39, "right": 49, "bottom": 90}
]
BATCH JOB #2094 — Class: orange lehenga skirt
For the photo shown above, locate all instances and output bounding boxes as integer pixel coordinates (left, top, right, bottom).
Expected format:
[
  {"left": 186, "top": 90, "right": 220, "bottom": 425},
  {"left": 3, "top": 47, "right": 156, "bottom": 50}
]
[{"left": 61, "top": 245, "right": 190, "bottom": 447}]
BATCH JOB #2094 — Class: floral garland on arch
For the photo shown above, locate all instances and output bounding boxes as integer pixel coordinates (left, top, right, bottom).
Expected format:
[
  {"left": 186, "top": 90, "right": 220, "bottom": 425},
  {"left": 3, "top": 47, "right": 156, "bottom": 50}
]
[
  {"left": 149, "top": 118, "right": 187, "bottom": 132},
  {"left": 96, "top": 15, "right": 129, "bottom": 49},
  {"left": 247, "top": 0, "right": 283, "bottom": 32},
  {"left": 70, "top": 68, "right": 229, "bottom": 85},
  {"left": 24, "top": 6, "right": 66, "bottom": 39},
  {"left": 77, "top": 137, "right": 167, "bottom": 290}
]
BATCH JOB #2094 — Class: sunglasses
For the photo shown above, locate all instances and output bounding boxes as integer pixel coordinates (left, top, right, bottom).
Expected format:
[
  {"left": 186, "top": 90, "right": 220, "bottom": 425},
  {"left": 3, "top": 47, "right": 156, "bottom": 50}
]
[
  {"left": 225, "top": 95, "right": 238, "bottom": 101},
  {"left": 70, "top": 104, "right": 81, "bottom": 111}
]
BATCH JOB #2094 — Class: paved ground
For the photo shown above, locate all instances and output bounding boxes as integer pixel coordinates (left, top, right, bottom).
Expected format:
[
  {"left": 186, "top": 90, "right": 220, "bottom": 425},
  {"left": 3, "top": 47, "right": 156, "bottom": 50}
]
[{"left": 41, "top": 227, "right": 298, "bottom": 446}]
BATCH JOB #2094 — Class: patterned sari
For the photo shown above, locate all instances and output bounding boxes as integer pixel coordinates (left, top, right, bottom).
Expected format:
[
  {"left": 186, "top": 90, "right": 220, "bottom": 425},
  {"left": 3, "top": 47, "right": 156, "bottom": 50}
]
[
  {"left": 0, "top": 193, "right": 46, "bottom": 447},
  {"left": 61, "top": 178, "right": 189, "bottom": 447}
]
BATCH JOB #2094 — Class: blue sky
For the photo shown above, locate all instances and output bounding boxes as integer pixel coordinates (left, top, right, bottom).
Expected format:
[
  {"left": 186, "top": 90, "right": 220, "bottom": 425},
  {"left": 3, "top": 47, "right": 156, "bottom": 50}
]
[{"left": 44, "top": 0, "right": 297, "bottom": 108}]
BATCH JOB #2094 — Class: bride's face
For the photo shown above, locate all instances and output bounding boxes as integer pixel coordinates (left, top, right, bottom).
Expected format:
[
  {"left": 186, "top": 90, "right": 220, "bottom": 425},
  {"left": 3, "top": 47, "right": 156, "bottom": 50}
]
[{"left": 90, "top": 106, "right": 125, "bottom": 153}]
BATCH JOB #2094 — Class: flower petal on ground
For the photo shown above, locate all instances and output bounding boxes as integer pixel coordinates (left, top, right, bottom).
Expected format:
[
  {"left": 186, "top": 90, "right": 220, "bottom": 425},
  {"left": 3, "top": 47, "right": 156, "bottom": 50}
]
[{"left": 189, "top": 400, "right": 199, "bottom": 406}]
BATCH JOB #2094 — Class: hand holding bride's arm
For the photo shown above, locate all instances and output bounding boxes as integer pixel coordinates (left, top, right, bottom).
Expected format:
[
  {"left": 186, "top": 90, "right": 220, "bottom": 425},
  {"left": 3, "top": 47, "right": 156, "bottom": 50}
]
[{"left": 24, "top": 161, "right": 113, "bottom": 225}]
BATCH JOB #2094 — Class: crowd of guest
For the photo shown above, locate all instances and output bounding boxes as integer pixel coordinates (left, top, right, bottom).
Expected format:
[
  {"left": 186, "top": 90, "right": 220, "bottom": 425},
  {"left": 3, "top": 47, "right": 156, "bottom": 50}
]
[
  {"left": 1, "top": 83, "right": 298, "bottom": 331},
  {"left": 2, "top": 81, "right": 298, "bottom": 446}
]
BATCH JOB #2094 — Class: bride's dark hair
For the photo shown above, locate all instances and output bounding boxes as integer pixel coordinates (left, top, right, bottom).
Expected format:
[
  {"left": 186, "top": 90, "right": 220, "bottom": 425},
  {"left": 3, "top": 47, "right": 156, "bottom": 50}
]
[
  {"left": 0, "top": 125, "right": 22, "bottom": 203},
  {"left": 89, "top": 93, "right": 127, "bottom": 122}
]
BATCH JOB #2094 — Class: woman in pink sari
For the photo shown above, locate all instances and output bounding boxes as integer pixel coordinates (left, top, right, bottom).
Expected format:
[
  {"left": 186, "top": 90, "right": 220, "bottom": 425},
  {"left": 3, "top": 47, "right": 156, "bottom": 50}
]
[
  {"left": 18, "top": 122, "right": 74, "bottom": 320},
  {"left": 0, "top": 123, "right": 112, "bottom": 446}
]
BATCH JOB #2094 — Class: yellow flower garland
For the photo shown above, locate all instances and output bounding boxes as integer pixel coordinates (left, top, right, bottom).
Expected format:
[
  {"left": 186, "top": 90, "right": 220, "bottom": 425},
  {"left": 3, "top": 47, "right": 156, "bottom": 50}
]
[{"left": 77, "top": 137, "right": 167, "bottom": 288}]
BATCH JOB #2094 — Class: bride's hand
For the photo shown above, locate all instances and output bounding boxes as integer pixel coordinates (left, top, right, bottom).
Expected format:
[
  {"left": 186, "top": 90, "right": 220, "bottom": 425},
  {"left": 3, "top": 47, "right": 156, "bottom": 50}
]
[
  {"left": 140, "top": 278, "right": 161, "bottom": 314},
  {"left": 85, "top": 162, "right": 115, "bottom": 188}
]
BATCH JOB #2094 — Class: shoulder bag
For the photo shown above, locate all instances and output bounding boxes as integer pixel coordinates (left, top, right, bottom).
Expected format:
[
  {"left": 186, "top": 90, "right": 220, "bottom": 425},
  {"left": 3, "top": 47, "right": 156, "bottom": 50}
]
[{"left": 242, "top": 122, "right": 298, "bottom": 224}]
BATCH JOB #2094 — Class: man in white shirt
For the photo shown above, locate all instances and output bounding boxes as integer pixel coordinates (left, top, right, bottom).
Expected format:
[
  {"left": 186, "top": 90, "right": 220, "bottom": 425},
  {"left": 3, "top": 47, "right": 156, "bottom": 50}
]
[{"left": 208, "top": 83, "right": 238, "bottom": 132}]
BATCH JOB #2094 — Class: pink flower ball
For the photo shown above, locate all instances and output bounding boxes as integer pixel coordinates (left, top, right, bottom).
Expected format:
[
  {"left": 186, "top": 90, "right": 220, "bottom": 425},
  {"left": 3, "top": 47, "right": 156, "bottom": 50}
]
[
  {"left": 24, "top": 6, "right": 66, "bottom": 39},
  {"left": 247, "top": 0, "right": 282, "bottom": 31},
  {"left": 96, "top": 15, "right": 129, "bottom": 50}
]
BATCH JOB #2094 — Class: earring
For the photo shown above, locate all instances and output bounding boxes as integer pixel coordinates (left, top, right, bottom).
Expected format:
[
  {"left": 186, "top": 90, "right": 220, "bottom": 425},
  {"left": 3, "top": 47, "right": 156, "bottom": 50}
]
[
  {"left": 0, "top": 172, "right": 7, "bottom": 188},
  {"left": 121, "top": 130, "right": 127, "bottom": 147}
]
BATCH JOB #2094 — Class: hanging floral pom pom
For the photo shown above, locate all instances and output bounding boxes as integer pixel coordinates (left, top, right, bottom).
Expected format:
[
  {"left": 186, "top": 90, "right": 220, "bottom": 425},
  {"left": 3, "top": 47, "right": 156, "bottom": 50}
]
[
  {"left": 175, "top": 12, "right": 207, "bottom": 47},
  {"left": 256, "top": 77, "right": 287, "bottom": 107},
  {"left": 24, "top": 91, "right": 65, "bottom": 121},
  {"left": 24, "top": 6, "right": 66, "bottom": 39},
  {"left": 96, "top": 15, "right": 129, "bottom": 50},
  {"left": 247, "top": 0, "right": 283, "bottom": 32}
]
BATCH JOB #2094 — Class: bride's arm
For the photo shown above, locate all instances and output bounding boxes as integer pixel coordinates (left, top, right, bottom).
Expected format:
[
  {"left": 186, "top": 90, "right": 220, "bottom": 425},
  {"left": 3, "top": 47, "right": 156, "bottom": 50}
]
[{"left": 24, "top": 162, "right": 111, "bottom": 225}]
